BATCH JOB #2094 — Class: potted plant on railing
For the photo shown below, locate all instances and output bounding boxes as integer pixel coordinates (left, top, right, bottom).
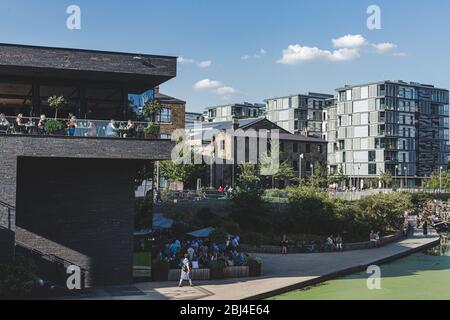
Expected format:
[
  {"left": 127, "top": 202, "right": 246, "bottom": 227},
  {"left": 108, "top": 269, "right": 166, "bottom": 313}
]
[
  {"left": 44, "top": 119, "right": 65, "bottom": 135},
  {"left": 151, "top": 257, "right": 169, "bottom": 281},
  {"left": 143, "top": 123, "right": 161, "bottom": 139},
  {"left": 246, "top": 257, "right": 262, "bottom": 277},
  {"left": 209, "top": 259, "right": 227, "bottom": 280},
  {"left": 45, "top": 95, "right": 67, "bottom": 136},
  {"left": 48, "top": 95, "right": 66, "bottom": 120}
]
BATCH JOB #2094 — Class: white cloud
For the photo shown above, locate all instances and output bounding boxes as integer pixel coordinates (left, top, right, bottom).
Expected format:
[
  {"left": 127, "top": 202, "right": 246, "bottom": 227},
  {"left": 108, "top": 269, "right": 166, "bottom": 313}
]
[
  {"left": 372, "top": 42, "right": 397, "bottom": 53},
  {"left": 215, "top": 86, "right": 237, "bottom": 95},
  {"left": 277, "top": 44, "right": 360, "bottom": 64},
  {"left": 193, "top": 79, "right": 222, "bottom": 90},
  {"left": 242, "top": 48, "right": 267, "bottom": 60},
  {"left": 332, "top": 34, "right": 368, "bottom": 48},
  {"left": 178, "top": 56, "right": 195, "bottom": 64},
  {"left": 393, "top": 52, "right": 407, "bottom": 57},
  {"left": 198, "top": 60, "right": 212, "bottom": 68}
]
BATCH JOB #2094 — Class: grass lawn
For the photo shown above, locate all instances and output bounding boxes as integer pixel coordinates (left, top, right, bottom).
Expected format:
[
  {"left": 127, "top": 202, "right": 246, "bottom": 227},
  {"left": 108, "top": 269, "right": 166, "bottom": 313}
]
[{"left": 133, "top": 252, "right": 152, "bottom": 267}]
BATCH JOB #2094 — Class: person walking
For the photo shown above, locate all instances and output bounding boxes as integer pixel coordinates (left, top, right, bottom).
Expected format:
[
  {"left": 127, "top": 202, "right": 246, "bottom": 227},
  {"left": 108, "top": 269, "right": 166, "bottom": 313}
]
[
  {"left": 281, "top": 235, "right": 289, "bottom": 254},
  {"left": 178, "top": 253, "right": 193, "bottom": 287},
  {"left": 336, "top": 235, "right": 343, "bottom": 251},
  {"left": 423, "top": 220, "right": 428, "bottom": 236}
]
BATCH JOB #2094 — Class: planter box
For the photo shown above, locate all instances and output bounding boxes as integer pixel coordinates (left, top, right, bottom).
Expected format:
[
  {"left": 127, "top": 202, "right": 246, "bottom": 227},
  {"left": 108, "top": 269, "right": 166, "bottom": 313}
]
[
  {"left": 210, "top": 268, "right": 226, "bottom": 280},
  {"left": 152, "top": 267, "right": 169, "bottom": 281},
  {"left": 224, "top": 266, "right": 249, "bottom": 278},
  {"left": 168, "top": 268, "right": 210, "bottom": 281}
]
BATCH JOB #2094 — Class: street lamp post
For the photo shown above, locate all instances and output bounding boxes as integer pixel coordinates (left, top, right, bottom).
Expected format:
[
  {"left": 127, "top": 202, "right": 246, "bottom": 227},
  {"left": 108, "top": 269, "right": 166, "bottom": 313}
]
[
  {"left": 357, "top": 164, "right": 361, "bottom": 190},
  {"left": 440, "top": 166, "right": 443, "bottom": 193},
  {"left": 395, "top": 165, "right": 399, "bottom": 189},
  {"left": 299, "top": 154, "right": 304, "bottom": 183},
  {"left": 210, "top": 152, "right": 215, "bottom": 189},
  {"left": 404, "top": 166, "right": 407, "bottom": 189}
]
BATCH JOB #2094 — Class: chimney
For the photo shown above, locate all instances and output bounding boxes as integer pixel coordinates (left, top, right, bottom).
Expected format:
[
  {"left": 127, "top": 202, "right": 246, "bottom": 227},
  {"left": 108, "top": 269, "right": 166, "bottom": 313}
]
[
  {"left": 232, "top": 117, "right": 239, "bottom": 131},
  {"left": 153, "top": 86, "right": 160, "bottom": 94}
]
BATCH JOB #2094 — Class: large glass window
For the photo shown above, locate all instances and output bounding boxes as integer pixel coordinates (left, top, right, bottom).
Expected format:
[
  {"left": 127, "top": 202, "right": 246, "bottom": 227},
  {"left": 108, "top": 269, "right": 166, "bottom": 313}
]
[{"left": 157, "top": 108, "right": 172, "bottom": 123}]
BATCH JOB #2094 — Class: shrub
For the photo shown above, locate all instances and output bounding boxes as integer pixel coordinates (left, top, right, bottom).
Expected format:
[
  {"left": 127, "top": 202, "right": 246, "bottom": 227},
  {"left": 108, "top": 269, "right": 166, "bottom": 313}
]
[
  {"left": 151, "top": 257, "right": 169, "bottom": 281},
  {"left": 0, "top": 254, "right": 37, "bottom": 299},
  {"left": 244, "top": 232, "right": 264, "bottom": 247},
  {"left": 135, "top": 197, "right": 153, "bottom": 230},
  {"left": 144, "top": 123, "right": 160, "bottom": 136},
  {"left": 196, "top": 208, "right": 214, "bottom": 225},
  {"left": 44, "top": 119, "right": 65, "bottom": 135},
  {"left": 246, "top": 257, "right": 262, "bottom": 277},
  {"left": 209, "top": 228, "right": 228, "bottom": 244},
  {"left": 209, "top": 259, "right": 227, "bottom": 280}
]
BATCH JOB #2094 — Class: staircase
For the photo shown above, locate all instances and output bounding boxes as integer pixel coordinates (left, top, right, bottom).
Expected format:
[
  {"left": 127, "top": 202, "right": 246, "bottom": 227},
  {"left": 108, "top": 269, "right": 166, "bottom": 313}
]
[
  {"left": 0, "top": 200, "right": 14, "bottom": 263},
  {"left": 0, "top": 200, "right": 90, "bottom": 289}
]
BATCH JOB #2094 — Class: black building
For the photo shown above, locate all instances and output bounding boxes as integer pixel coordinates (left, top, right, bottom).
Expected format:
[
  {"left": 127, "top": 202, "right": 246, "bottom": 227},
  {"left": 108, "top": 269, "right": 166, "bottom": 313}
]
[{"left": 0, "top": 44, "right": 177, "bottom": 287}]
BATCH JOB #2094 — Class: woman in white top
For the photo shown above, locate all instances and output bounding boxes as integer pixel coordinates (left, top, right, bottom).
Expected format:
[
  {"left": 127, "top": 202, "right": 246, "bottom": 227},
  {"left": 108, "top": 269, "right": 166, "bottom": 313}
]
[{"left": 178, "top": 253, "right": 193, "bottom": 287}]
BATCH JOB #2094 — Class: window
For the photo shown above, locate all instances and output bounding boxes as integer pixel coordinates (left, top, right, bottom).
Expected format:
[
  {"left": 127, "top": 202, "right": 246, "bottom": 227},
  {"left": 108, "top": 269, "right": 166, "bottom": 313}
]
[
  {"left": 293, "top": 143, "right": 299, "bottom": 153},
  {"left": 368, "top": 164, "right": 377, "bottom": 175},
  {"left": 157, "top": 108, "right": 172, "bottom": 123},
  {"left": 306, "top": 143, "right": 311, "bottom": 153},
  {"left": 368, "top": 151, "right": 376, "bottom": 162},
  {"left": 280, "top": 142, "right": 285, "bottom": 152}
]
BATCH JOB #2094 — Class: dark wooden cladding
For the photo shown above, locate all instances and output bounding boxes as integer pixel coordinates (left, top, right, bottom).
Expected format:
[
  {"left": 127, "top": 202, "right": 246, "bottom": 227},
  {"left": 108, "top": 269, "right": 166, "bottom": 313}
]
[{"left": 0, "top": 43, "right": 177, "bottom": 92}]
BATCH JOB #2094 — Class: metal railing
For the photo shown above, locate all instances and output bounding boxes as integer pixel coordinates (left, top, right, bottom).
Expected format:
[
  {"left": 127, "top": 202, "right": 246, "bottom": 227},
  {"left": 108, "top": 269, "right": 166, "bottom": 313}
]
[
  {"left": 0, "top": 199, "right": 14, "bottom": 230},
  {"left": 0, "top": 116, "right": 164, "bottom": 140}
]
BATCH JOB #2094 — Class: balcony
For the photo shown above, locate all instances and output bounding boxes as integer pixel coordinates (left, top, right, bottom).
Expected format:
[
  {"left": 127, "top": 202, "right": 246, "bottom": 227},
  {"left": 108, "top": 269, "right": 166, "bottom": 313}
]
[{"left": 0, "top": 116, "right": 166, "bottom": 140}]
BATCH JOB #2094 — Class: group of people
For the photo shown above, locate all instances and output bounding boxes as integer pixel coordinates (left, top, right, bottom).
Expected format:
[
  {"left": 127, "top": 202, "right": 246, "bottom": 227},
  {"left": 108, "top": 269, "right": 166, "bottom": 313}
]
[
  {"left": 158, "top": 236, "right": 248, "bottom": 287},
  {"left": 218, "top": 185, "right": 234, "bottom": 198},
  {"left": 369, "top": 231, "right": 381, "bottom": 248},
  {"left": 0, "top": 112, "right": 138, "bottom": 138},
  {"left": 324, "top": 235, "right": 344, "bottom": 251}
]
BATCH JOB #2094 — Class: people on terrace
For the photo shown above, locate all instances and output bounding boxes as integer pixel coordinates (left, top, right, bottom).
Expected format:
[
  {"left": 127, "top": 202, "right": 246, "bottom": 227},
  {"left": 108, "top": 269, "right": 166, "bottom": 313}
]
[{"left": 105, "top": 119, "right": 119, "bottom": 137}]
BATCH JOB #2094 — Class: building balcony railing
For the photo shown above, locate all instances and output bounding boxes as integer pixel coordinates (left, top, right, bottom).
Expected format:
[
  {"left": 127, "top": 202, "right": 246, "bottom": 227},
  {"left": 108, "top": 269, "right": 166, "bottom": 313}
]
[{"left": 0, "top": 116, "right": 167, "bottom": 140}]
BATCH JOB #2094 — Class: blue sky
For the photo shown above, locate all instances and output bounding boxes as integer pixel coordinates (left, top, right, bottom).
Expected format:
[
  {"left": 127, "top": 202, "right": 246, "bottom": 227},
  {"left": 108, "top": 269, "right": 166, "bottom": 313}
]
[{"left": 0, "top": 0, "right": 450, "bottom": 113}]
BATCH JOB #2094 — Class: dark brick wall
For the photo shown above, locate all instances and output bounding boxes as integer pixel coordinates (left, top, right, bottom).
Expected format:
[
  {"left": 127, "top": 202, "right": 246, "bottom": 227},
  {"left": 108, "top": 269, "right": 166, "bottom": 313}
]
[
  {"left": 0, "top": 135, "right": 174, "bottom": 285},
  {"left": 16, "top": 157, "right": 141, "bottom": 286},
  {"left": 0, "top": 228, "right": 14, "bottom": 264}
]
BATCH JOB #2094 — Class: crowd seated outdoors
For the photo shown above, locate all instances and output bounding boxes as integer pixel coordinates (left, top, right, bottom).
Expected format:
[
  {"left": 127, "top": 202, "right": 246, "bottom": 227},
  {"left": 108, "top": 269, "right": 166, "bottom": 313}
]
[
  {"left": 158, "top": 236, "right": 249, "bottom": 270},
  {"left": 0, "top": 113, "right": 144, "bottom": 139}
]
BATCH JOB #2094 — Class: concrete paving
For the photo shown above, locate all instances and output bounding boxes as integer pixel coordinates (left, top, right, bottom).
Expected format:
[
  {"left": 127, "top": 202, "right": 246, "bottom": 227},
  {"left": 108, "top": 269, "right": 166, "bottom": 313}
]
[{"left": 80, "top": 232, "right": 440, "bottom": 300}]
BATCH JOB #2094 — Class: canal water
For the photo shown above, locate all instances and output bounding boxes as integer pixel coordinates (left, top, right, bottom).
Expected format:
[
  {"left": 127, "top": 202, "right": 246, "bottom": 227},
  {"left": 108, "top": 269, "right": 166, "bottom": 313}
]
[{"left": 270, "top": 237, "right": 450, "bottom": 300}]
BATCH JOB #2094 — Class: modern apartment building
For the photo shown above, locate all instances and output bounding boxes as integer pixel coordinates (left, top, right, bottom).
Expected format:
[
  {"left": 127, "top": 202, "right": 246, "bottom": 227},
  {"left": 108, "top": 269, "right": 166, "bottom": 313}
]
[
  {"left": 185, "top": 112, "right": 204, "bottom": 125},
  {"left": 265, "top": 92, "right": 334, "bottom": 137},
  {"left": 204, "top": 102, "right": 265, "bottom": 122},
  {"left": 326, "top": 80, "right": 449, "bottom": 188}
]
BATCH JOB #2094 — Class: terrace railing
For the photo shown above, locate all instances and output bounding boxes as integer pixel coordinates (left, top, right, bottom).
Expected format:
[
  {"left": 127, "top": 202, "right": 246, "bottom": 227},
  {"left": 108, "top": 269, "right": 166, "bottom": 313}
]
[
  {"left": 0, "top": 116, "right": 165, "bottom": 140},
  {"left": 0, "top": 199, "right": 14, "bottom": 230}
]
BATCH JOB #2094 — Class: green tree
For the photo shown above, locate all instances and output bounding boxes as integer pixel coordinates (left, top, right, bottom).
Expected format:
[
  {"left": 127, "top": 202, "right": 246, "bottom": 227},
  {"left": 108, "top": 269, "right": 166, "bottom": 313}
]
[
  {"left": 270, "top": 161, "right": 295, "bottom": 188},
  {"left": 378, "top": 170, "right": 393, "bottom": 189},
  {"left": 47, "top": 95, "right": 66, "bottom": 119},
  {"left": 142, "top": 99, "right": 162, "bottom": 124},
  {"left": 306, "top": 162, "right": 328, "bottom": 189},
  {"left": 160, "top": 160, "right": 204, "bottom": 188}
]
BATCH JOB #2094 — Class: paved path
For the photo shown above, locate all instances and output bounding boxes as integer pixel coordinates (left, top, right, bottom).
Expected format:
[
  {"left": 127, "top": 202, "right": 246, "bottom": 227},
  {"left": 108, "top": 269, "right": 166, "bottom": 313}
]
[{"left": 81, "top": 232, "right": 440, "bottom": 300}]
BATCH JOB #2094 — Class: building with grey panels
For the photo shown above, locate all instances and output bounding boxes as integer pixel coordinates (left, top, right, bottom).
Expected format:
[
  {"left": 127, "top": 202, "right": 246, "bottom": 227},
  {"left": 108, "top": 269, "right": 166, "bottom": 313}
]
[
  {"left": 265, "top": 92, "right": 334, "bottom": 137},
  {"left": 326, "top": 80, "right": 449, "bottom": 188},
  {"left": 204, "top": 102, "right": 265, "bottom": 122}
]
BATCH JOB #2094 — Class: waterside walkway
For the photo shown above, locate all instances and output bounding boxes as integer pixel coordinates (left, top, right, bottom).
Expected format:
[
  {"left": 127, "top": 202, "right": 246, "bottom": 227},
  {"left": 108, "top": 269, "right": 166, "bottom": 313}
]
[{"left": 78, "top": 230, "right": 440, "bottom": 300}]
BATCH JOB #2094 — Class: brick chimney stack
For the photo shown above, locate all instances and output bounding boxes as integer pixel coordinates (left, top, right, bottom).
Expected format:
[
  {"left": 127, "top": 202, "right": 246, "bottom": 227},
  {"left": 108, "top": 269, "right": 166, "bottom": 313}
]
[{"left": 232, "top": 117, "right": 239, "bottom": 131}]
